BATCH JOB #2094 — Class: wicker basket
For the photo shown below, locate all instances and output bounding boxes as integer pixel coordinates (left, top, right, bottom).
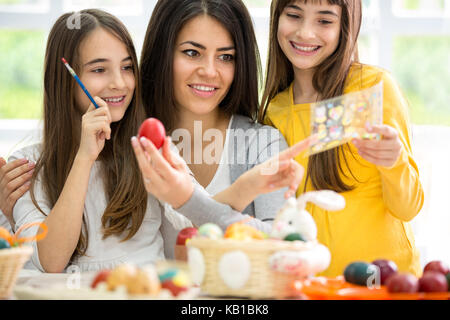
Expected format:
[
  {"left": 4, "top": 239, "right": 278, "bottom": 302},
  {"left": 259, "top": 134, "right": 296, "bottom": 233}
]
[
  {"left": 187, "top": 238, "right": 319, "bottom": 299},
  {"left": 0, "top": 246, "right": 33, "bottom": 299}
]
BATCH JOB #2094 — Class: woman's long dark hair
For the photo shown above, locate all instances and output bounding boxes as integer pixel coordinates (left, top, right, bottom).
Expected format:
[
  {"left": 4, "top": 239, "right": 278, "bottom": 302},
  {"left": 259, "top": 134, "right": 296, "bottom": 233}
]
[
  {"left": 140, "top": 0, "right": 262, "bottom": 132},
  {"left": 260, "top": 0, "right": 363, "bottom": 192},
  {"left": 31, "top": 9, "right": 147, "bottom": 261}
]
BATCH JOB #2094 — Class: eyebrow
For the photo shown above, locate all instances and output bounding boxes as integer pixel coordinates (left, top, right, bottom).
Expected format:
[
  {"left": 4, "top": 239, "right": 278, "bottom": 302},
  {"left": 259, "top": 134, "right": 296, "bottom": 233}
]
[
  {"left": 179, "top": 41, "right": 235, "bottom": 52},
  {"left": 286, "top": 4, "right": 339, "bottom": 17},
  {"left": 84, "top": 56, "right": 132, "bottom": 67}
]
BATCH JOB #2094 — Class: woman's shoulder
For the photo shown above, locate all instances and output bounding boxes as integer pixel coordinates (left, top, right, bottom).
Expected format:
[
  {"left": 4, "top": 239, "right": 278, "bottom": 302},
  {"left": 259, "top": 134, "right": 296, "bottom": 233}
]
[
  {"left": 229, "top": 114, "right": 287, "bottom": 155},
  {"left": 346, "top": 63, "right": 398, "bottom": 92},
  {"left": 232, "top": 114, "right": 283, "bottom": 135},
  {"left": 8, "top": 143, "right": 42, "bottom": 163}
]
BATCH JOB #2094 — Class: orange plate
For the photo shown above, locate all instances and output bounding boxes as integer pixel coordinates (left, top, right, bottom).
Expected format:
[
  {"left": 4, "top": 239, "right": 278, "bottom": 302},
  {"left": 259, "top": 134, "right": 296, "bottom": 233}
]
[{"left": 293, "top": 277, "right": 450, "bottom": 300}]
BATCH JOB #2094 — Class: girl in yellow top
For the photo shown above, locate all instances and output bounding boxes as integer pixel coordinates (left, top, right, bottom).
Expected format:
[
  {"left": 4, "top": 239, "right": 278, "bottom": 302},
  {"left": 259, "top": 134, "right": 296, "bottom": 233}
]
[{"left": 259, "top": 0, "right": 424, "bottom": 277}]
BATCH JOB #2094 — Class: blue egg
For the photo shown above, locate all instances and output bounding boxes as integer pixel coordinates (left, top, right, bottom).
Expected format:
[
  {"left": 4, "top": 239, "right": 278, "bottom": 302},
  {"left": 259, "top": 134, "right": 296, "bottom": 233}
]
[
  {"left": 0, "top": 239, "right": 11, "bottom": 250},
  {"left": 344, "top": 262, "right": 380, "bottom": 287}
]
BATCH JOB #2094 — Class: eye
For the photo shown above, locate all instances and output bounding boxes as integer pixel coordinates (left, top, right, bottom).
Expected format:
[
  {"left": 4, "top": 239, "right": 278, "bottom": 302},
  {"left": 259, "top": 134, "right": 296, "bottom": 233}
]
[
  {"left": 182, "top": 49, "right": 199, "bottom": 58},
  {"left": 319, "top": 19, "right": 333, "bottom": 25},
  {"left": 92, "top": 68, "right": 105, "bottom": 73},
  {"left": 286, "top": 13, "right": 300, "bottom": 19},
  {"left": 123, "top": 65, "right": 134, "bottom": 72},
  {"left": 219, "top": 54, "right": 234, "bottom": 62}
]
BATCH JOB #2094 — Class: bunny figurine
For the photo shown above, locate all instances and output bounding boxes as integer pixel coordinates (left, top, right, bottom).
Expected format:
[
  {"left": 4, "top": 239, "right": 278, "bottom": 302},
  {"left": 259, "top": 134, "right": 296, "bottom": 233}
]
[
  {"left": 270, "top": 190, "right": 346, "bottom": 241},
  {"left": 269, "top": 190, "right": 345, "bottom": 277}
]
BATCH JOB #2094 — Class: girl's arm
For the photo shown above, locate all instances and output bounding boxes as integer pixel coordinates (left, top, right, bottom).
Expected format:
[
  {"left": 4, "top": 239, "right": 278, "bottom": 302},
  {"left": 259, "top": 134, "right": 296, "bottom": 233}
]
[
  {"left": 352, "top": 73, "right": 424, "bottom": 222},
  {"left": 37, "top": 98, "right": 112, "bottom": 273}
]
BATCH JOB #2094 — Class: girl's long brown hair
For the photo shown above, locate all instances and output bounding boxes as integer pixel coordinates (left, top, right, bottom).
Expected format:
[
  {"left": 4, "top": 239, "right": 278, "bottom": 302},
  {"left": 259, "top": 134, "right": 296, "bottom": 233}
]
[
  {"left": 30, "top": 9, "right": 148, "bottom": 261},
  {"left": 260, "top": 0, "right": 363, "bottom": 192},
  {"left": 140, "top": 0, "right": 262, "bottom": 132}
]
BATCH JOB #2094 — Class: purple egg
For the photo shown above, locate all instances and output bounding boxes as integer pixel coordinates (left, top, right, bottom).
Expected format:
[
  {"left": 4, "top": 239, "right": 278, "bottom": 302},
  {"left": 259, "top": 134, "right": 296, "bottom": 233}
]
[{"left": 372, "top": 259, "right": 398, "bottom": 285}]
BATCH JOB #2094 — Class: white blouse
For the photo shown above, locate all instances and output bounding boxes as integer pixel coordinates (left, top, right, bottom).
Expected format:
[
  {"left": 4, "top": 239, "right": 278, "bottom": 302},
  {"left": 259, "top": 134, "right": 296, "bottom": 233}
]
[
  {"left": 205, "top": 115, "right": 233, "bottom": 196},
  {"left": 11, "top": 144, "right": 165, "bottom": 273}
]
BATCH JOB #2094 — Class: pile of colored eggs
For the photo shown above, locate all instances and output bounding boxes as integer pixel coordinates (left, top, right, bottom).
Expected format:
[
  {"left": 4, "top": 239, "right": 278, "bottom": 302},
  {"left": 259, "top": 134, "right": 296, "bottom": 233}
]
[
  {"left": 344, "top": 259, "right": 450, "bottom": 293},
  {"left": 195, "top": 222, "right": 306, "bottom": 242}
]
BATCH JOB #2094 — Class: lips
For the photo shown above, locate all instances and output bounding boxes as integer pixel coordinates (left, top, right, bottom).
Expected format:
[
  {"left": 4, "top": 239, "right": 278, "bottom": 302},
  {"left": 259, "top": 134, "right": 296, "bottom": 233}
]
[
  {"left": 188, "top": 84, "right": 218, "bottom": 98},
  {"left": 101, "top": 95, "right": 127, "bottom": 107},
  {"left": 102, "top": 96, "right": 125, "bottom": 103},
  {"left": 188, "top": 84, "right": 218, "bottom": 92},
  {"left": 290, "top": 41, "right": 321, "bottom": 54}
]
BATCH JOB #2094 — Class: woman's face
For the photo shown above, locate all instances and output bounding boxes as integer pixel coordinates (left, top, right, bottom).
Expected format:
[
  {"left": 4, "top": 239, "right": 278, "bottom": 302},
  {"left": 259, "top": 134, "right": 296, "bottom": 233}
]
[
  {"left": 277, "top": 0, "right": 341, "bottom": 73},
  {"left": 76, "top": 27, "right": 135, "bottom": 123},
  {"left": 173, "top": 15, "right": 235, "bottom": 119}
]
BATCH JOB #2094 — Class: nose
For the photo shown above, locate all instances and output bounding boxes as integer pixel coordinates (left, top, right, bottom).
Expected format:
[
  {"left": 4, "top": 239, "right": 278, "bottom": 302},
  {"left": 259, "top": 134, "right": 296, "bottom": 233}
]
[
  {"left": 198, "top": 56, "right": 218, "bottom": 78},
  {"left": 109, "top": 70, "right": 126, "bottom": 90},
  {"left": 296, "top": 22, "right": 316, "bottom": 41}
]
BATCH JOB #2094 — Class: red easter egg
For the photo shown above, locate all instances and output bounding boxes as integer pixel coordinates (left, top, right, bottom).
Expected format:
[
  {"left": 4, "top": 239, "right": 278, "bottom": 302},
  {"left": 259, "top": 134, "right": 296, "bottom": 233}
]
[
  {"left": 419, "top": 271, "right": 448, "bottom": 293},
  {"left": 91, "top": 270, "right": 112, "bottom": 289},
  {"left": 138, "top": 118, "right": 166, "bottom": 149},
  {"left": 176, "top": 227, "right": 198, "bottom": 246},
  {"left": 423, "top": 260, "right": 450, "bottom": 276},
  {"left": 161, "top": 280, "right": 188, "bottom": 297}
]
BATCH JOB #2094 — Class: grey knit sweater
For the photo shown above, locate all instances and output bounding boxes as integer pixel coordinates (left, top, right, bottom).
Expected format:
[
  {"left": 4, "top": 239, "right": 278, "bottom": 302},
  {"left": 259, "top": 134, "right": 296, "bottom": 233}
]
[{"left": 161, "top": 114, "right": 289, "bottom": 259}]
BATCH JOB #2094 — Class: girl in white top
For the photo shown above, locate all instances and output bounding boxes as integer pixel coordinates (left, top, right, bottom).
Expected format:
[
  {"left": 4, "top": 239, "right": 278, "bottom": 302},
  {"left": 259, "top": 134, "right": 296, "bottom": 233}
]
[{"left": 12, "top": 9, "right": 309, "bottom": 273}]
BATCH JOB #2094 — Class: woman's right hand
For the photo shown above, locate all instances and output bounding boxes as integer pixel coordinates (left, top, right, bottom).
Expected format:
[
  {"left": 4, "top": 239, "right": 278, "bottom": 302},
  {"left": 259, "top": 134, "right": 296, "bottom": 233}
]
[
  {"left": 77, "top": 97, "right": 112, "bottom": 163},
  {"left": 0, "top": 157, "right": 34, "bottom": 227}
]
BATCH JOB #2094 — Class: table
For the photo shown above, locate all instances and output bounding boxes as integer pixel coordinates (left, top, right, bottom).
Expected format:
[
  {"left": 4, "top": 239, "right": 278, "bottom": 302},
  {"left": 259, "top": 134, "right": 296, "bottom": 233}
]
[{"left": 11, "top": 269, "right": 202, "bottom": 300}]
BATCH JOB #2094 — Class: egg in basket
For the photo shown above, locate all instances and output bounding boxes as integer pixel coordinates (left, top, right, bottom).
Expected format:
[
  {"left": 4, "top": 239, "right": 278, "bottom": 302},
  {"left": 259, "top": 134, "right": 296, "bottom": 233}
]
[{"left": 186, "top": 190, "right": 345, "bottom": 299}]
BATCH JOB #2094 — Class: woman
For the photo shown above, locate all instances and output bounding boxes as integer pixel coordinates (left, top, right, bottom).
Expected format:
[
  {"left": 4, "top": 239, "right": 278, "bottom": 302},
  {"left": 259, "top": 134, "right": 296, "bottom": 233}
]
[{"left": 139, "top": 0, "right": 291, "bottom": 228}]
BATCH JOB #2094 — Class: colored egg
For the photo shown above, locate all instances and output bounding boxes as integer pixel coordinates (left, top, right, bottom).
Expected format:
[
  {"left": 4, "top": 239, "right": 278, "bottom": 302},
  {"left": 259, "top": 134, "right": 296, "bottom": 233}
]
[
  {"left": 198, "top": 223, "right": 223, "bottom": 240},
  {"left": 172, "top": 270, "right": 190, "bottom": 287},
  {"left": 138, "top": 118, "right": 166, "bottom": 150},
  {"left": 161, "top": 280, "right": 188, "bottom": 297},
  {"left": 224, "top": 223, "right": 266, "bottom": 240},
  {"left": 0, "top": 227, "right": 12, "bottom": 241},
  {"left": 344, "top": 262, "right": 380, "bottom": 287},
  {"left": 0, "top": 239, "right": 10, "bottom": 250},
  {"left": 284, "top": 233, "right": 306, "bottom": 242},
  {"left": 158, "top": 268, "right": 178, "bottom": 283}
]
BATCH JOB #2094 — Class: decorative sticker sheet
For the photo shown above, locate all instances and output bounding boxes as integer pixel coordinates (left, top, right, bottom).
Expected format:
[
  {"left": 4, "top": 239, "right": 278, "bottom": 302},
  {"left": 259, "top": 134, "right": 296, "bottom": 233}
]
[{"left": 308, "top": 81, "right": 383, "bottom": 156}]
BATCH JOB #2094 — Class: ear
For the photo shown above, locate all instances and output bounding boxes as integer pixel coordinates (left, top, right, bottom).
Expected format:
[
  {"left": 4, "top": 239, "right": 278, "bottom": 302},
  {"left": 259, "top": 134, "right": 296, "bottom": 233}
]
[{"left": 298, "top": 190, "right": 345, "bottom": 211}]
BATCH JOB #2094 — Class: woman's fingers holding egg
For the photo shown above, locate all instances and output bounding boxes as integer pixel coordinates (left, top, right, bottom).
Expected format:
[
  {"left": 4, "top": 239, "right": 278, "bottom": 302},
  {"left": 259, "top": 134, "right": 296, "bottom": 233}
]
[
  {"left": 131, "top": 137, "right": 163, "bottom": 190},
  {"left": 162, "top": 137, "right": 189, "bottom": 172},
  {"left": 139, "top": 137, "right": 173, "bottom": 179}
]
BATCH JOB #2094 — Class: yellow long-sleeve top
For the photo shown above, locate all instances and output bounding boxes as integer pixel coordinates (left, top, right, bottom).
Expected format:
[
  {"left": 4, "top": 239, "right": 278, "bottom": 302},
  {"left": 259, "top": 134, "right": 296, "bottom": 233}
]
[{"left": 264, "top": 64, "right": 424, "bottom": 277}]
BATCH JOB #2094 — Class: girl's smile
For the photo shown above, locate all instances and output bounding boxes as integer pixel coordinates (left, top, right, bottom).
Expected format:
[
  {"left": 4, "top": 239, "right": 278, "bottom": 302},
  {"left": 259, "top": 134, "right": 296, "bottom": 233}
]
[
  {"left": 101, "top": 95, "right": 127, "bottom": 107},
  {"left": 290, "top": 41, "right": 322, "bottom": 56}
]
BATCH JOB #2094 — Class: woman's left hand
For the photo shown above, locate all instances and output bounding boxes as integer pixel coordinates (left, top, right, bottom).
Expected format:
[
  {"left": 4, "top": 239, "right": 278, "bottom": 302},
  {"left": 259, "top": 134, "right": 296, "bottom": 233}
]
[
  {"left": 352, "top": 124, "right": 403, "bottom": 168},
  {"left": 131, "top": 136, "right": 194, "bottom": 209}
]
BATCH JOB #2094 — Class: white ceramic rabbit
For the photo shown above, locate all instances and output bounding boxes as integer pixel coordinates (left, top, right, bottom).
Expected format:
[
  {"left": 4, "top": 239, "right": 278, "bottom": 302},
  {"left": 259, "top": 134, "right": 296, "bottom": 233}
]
[
  {"left": 270, "top": 190, "right": 346, "bottom": 241},
  {"left": 269, "top": 190, "right": 346, "bottom": 276}
]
